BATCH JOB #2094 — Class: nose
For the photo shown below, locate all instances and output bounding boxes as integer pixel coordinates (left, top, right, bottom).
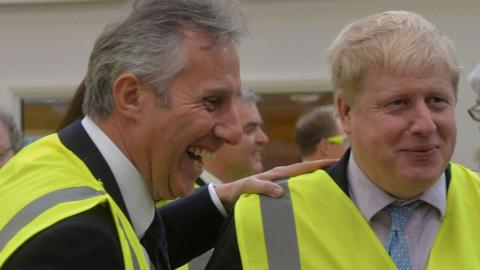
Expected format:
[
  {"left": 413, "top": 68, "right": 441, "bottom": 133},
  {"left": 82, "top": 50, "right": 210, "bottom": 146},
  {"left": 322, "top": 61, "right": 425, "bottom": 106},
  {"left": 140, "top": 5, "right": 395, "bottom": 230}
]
[
  {"left": 255, "top": 128, "right": 269, "bottom": 145},
  {"left": 213, "top": 103, "right": 242, "bottom": 145},
  {"left": 410, "top": 101, "right": 437, "bottom": 135}
]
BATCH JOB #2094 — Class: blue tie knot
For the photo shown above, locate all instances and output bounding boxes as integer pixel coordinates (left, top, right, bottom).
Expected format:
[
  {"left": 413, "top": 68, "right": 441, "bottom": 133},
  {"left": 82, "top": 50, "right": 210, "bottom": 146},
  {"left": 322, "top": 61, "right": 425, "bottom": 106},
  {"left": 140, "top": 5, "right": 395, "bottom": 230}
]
[{"left": 387, "top": 200, "right": 423, "bottom": 232}]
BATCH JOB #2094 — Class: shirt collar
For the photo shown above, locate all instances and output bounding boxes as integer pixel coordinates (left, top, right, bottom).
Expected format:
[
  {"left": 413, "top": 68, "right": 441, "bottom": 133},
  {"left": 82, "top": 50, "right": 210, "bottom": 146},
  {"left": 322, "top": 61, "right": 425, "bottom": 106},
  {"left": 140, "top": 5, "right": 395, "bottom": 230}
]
[
  {"left": 347, "top": 150, "right": 446, "bottom": 222},
  {"left": 81, "top": 116, "right": 155, "bottom": 238},
  {"left": 200, "top": 170, "right": 224, "bottom": 185}
]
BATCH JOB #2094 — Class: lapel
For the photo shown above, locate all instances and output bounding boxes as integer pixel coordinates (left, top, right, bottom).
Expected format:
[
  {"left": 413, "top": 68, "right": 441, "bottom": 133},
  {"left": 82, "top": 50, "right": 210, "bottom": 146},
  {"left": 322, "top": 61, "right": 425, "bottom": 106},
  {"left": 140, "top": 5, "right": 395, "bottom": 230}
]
[
  {"left": 58, "top": 119, "right": 132, "bottom": 223},
  {"left": 324, "top": 148, "right": 452, "bottom": 198}
]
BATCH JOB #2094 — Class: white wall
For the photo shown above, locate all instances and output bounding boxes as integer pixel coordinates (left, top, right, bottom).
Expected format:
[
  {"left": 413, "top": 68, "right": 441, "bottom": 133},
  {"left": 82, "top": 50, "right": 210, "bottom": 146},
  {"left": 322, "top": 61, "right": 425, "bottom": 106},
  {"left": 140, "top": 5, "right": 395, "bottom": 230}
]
[{"left": 0, "top": 0, "right": 479, "bottom": 168}]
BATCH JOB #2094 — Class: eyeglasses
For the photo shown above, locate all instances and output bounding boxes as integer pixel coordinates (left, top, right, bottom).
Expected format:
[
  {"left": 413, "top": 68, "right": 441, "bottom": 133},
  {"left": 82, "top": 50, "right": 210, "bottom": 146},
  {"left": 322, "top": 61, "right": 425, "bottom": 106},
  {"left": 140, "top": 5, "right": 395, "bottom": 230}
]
[
  {"left": 325, "top": 135, "right": 348, "bottom": 145},
  {"left": 0, "top": 146, "right": 13, "bottom": 160},
  {"left": 468, "top": 104, "right": 480, "bottom": 122}
]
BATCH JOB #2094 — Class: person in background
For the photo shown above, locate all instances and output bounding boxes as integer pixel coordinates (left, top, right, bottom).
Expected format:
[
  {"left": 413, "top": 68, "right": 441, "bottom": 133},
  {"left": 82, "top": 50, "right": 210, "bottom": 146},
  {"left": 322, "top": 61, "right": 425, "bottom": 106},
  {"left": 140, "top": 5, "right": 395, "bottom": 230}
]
[
  {"left": 0, "top": 110, "right": 21, "bottom": 169},
  {"left": 294, "top": 107, "right": 348, "bottom": 161},
  {"left": 0, "top": 0, "right": 332, "bottom": 269},
  {"left": 201, "top": 87, "right": 269, "bottom": 185},
  {"left": 207, "top": 10, "right": 480, "bottom": 270},
  {"left": 468, "top": 63, "right": 480, "bottom": 123},
  {"left": 467, "top": 63, "right": 480, "bottom": 167}
]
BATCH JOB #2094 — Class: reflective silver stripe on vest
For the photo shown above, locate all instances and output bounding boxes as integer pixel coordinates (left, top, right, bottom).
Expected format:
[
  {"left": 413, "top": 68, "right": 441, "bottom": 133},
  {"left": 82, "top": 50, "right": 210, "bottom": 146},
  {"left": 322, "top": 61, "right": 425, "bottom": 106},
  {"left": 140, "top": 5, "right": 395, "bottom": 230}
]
[
  {"left": 188, "top": 249, "right": 213, "bottom": 270},
  {"left": 117, "top": 216, "right": 141, "bottom": 270},
  {"left": 259, "top": 179, "right": 300, "bottom": 269},
  {"left": 0, "top": 186, "right": 105, "bottom": 252}
]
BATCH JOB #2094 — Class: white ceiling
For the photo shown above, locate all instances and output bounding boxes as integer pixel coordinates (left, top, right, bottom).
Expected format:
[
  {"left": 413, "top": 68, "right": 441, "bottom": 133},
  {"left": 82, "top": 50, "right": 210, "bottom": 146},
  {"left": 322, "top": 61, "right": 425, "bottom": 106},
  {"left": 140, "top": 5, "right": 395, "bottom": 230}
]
[{"left": 0, "top": 0, "right": 123, "bottom": 4}]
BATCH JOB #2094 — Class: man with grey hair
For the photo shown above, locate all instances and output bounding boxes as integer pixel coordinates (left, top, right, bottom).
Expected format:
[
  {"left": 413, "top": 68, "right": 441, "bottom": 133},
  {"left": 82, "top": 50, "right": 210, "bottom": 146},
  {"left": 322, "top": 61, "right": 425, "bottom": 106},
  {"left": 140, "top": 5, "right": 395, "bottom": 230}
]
[
  {"left": 0, "top": 110, "right": 21, "bottom": 169},
  {"left": 208, "top": 11, "right": 480, "bottom": 269},
  {"left": 0, "top": 1, "right": 329, "bottom": 269},
  {"left": 468, "top": 63, "right": 480, "bottom": 123}
]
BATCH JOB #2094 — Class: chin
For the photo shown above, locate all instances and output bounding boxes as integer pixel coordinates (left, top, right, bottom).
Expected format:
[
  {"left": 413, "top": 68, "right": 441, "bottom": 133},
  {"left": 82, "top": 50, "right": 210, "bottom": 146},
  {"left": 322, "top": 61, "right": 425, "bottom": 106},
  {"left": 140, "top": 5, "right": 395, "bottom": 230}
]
[{"left": 401, "top": 171, "right": 440, "bottom": 187}]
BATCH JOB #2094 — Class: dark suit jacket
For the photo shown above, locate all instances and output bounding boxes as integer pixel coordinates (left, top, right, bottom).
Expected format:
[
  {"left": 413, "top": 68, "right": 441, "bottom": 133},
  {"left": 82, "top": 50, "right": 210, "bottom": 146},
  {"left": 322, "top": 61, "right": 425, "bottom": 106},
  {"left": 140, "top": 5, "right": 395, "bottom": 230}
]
[
  {"left": 205, "top": 150, "right": 452, "bottom": 269},
  {"left": 3, "top": 120, "right": 224, "bottom": 270}
]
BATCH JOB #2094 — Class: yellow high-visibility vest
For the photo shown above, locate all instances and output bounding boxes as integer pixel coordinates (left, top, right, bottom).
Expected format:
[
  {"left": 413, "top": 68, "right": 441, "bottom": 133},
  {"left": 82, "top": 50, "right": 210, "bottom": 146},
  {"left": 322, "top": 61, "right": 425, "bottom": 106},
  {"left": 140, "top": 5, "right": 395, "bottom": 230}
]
[
  {"left": 235, "top": 163, "right": 480, "bottom": 270},
  {"left": 0, "top": 134, "right": 150, "bottom": 269}
]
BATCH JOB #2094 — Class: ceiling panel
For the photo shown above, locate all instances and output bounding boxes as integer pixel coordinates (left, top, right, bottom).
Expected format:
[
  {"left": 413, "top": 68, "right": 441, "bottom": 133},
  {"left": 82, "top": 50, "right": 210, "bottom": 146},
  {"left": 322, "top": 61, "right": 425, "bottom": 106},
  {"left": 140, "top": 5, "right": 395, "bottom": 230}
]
[{"left": 0, "top": 0, "right": 124, "bottom": 4}]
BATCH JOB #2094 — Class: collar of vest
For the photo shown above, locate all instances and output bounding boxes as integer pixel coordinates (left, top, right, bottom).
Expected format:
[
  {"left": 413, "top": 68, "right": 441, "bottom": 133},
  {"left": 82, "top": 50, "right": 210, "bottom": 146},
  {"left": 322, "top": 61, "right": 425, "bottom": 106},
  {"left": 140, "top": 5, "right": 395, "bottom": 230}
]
[{"left": 58, "top": 119, "right": 132, "bottom": 224}]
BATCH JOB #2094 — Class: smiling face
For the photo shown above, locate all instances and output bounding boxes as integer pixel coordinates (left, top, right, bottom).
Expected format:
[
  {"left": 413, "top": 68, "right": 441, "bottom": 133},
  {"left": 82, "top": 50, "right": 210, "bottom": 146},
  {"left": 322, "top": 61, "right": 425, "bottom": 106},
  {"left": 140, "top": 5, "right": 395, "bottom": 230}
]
[
  {"left": 338, "top": 69, "right": 456, "bottom": 199},
  {"left": 204, "top": 99, "right": 269, "bottom": 182},
  {"left": 137, "top": 31, "right": 242, "bottom": 200}
]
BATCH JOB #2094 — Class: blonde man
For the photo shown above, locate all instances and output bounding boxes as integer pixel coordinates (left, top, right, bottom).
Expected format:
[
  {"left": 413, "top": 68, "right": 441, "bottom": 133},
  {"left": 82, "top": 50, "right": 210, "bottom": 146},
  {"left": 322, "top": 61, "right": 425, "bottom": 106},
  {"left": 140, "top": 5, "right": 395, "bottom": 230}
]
[{"left": 207, "top": 11, "right": 480, "bottom": 270}]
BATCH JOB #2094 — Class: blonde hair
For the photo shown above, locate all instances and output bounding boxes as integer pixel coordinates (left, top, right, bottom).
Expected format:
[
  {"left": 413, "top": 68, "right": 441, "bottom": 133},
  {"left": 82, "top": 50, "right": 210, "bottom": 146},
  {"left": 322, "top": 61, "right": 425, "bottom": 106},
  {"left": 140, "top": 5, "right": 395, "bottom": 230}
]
[{"left": 327, "top": 10, "right": 459, "bottom": 105}]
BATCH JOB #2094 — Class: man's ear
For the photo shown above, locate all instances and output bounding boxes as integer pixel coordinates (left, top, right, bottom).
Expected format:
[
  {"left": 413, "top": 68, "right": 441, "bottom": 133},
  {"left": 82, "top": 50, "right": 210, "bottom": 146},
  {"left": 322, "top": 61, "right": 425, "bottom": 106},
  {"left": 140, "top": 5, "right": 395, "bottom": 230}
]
[
  {"left": 112, "top": 73, "right": 144, "bottom": 120},
  {"left": 336, "top": 96, "right": 352, "bottom": 135}
]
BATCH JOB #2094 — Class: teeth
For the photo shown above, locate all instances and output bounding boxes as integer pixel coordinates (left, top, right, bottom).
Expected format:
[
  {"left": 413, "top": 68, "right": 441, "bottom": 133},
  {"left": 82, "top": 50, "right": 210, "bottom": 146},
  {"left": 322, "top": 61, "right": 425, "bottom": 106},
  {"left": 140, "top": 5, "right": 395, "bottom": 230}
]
[{"left": 187, "top": 146, "right": 215, "bottom": 159}]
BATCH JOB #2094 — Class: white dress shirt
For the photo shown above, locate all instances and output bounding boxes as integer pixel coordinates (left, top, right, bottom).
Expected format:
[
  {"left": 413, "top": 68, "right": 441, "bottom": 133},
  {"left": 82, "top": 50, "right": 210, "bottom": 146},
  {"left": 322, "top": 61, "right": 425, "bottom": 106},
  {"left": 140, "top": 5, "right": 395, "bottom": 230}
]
[
  {"left": 82, "top": 117, "right": 155, "bottom": 238},
  {"left": 200, "top": 170, "right": 224, "bottom": 186},
  {"left": 347, "top": 151, "right": 446, "bottom": 270},
  {"left": 82, "top": 117, "right": 155, "bottom": 267},
  {"left": 201, "top": 170, "right": 228, "bottom": 217}
]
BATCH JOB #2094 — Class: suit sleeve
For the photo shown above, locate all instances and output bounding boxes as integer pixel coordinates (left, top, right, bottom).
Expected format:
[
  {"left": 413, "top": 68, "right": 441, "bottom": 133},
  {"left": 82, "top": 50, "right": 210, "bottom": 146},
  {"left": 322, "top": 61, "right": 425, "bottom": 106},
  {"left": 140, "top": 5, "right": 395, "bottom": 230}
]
[
  {"left": 205, "top": 211, "right": 242, "bottom": 269},
  {"left": 158, "top": 186, "right": 225, "bottom": 268},
  {"left": 2, "top": 205, "right": 124, "bottom": 270}
]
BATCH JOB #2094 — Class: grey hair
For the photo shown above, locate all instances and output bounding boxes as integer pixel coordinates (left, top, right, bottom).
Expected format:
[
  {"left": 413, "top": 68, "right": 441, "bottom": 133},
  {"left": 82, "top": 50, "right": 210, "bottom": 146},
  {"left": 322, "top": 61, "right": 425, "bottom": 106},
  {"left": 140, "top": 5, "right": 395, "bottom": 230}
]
[
  {"left": 83, "top": 0, "right": 247, "bottom": 118},
  {"left": 239, "top": 86, "right": 261, "bottom": 103},
  {"left": 0, "top": 110, "right": 22, "bottom": 153}
]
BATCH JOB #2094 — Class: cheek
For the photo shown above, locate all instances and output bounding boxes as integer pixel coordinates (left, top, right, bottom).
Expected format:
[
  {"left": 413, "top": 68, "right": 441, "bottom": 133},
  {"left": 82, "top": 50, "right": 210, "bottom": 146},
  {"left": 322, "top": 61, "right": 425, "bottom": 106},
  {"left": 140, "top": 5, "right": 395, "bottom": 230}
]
[
  {"left": 437, "top": 117, "right": 457, "bottom": 153},
  {"left": 187, "top": 113, "right": 215, "bottom": 134},
  {"left": 438, "top": 115, "right": 456, "bottom": 136},
  {"left": 350, "top": 117, "right": 398, "bottom": 153},
  {"left": 173, "top": 117, "right": 212, "bottom": 144}
]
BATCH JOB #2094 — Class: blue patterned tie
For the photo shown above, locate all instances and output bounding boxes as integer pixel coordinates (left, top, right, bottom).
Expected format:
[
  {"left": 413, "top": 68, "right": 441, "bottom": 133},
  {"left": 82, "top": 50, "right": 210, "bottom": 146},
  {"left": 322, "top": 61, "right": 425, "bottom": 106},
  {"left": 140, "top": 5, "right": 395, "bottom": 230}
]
[{"left": 385, "top": 200, "right": 423, "bottom": 270}]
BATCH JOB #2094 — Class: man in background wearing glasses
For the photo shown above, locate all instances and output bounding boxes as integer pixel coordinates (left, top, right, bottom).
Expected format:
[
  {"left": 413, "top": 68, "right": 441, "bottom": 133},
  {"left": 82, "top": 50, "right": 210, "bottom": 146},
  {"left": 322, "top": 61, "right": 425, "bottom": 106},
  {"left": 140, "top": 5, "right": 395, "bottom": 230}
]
[
  {"left": 0, "top": 110, "right": 21, "bottom": 169},
  {"left": 294, "top": 107, "right": 348, "bottom": 161}
]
